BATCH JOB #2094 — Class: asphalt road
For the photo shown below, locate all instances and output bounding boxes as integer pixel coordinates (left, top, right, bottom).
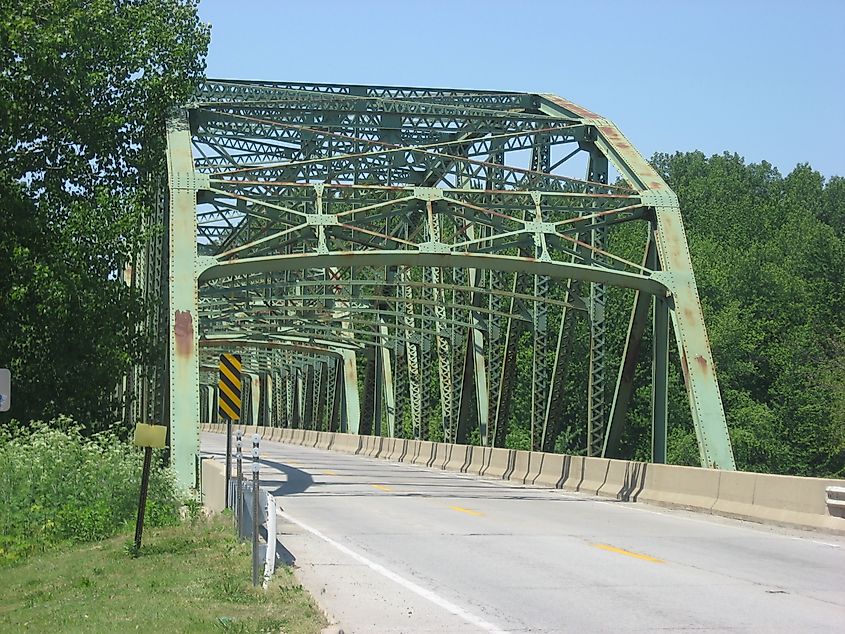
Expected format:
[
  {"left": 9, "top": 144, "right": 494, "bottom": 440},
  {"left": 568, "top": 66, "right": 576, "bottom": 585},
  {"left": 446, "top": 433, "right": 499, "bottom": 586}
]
[{"left": 201, "top": 432, "right": 845, "bottom": 633}]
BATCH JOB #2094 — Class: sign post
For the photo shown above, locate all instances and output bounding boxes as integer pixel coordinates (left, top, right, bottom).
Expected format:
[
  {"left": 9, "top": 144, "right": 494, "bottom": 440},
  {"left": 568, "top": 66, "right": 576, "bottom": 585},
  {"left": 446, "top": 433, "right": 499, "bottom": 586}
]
[
  {"left": 218, "top": 354, "right": 242, "bottom": 508},
  {"left": 132, "top": 423, "right": 167, "bottom": 554}
]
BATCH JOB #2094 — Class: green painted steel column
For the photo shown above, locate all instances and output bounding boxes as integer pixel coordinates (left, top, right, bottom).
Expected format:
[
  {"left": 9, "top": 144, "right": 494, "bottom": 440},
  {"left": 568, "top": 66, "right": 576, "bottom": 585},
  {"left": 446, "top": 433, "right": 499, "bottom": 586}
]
[
  {"left": 340, "top": 349, "right": 360, "bottom": 433},
  {"left": 250, "top": 373, "right": 260, "bottom": 428},
  {"left": 652, "top": 295, "right": 670, "bottom": 464},
  {"left": 378, "top": 321, "right": 396, "bottom": 437},
  {"left": 266, "top": 373, "right": 274, "bottom": 427},
  {"left": 603, "top": 236, "right": 657, "bottom": 457},
  {"left": 165, "top": 112, "right": 201, "bottom": 490}
]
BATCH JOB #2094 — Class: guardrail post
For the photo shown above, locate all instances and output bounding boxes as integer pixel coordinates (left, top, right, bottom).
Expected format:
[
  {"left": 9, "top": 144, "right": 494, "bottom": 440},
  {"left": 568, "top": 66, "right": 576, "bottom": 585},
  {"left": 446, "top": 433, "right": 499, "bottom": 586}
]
[
  {"left": 236, "top": 429, "right": 243, "bottom": 537},
  {"left": 251, "top": 433, "right": 260, "bottom": 586},
  {"left": 225, "top": 419, "right": 233, "bottom": 508}
]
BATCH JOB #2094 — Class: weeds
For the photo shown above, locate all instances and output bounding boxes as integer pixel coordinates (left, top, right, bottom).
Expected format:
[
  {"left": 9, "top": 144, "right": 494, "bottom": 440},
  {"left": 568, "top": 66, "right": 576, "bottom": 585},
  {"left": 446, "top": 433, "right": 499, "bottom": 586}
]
[{"left": 0, "top": 417, "right": 183, "bottom": 564}]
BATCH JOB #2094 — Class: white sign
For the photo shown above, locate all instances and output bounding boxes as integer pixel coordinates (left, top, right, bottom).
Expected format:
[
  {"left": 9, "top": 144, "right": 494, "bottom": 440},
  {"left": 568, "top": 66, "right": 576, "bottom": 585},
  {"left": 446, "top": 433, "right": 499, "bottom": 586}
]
[{"left": 0, "top": 368, "right": 9, "bottom": 412}]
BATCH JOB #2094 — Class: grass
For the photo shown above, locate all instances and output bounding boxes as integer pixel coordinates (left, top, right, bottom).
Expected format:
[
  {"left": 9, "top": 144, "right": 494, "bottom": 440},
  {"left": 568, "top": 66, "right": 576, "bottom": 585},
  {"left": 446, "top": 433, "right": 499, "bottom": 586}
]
[{"left": 0, "top": 515, "right": 326, "bottom": 633}]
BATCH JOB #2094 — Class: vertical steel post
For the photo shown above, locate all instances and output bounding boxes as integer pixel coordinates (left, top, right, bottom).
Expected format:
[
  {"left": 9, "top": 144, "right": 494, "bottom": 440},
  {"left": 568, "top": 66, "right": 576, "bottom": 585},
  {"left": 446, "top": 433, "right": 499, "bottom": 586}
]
[
  {"left": 400, "top": 268, "right": 423, "bottom": 439},
  {"left": 326, "top": 360, "right": 338, "bottom": 431},
  {"left": 586, "top": 148, "right": 609, "bottom": 457},
  {"left": 652, "top": 296, "right": 670, "bottom": 464},
  {"left": 339, "top": 350, "right": 360, "bottom": 433},
  {"left": 251, "top": 373, "right": 260, "bottom": 429},
  {"left": 266, "top": 372, "right": 274, "bottom": 427},
  {"left": 379, "top": 321, "right": 396, "bottom": 437},
  {"left": 373, "top": 344, "right": 384, "bottom": 436},
  {"left": 165, "top": 112, "right": 201, "bottom": 490}
]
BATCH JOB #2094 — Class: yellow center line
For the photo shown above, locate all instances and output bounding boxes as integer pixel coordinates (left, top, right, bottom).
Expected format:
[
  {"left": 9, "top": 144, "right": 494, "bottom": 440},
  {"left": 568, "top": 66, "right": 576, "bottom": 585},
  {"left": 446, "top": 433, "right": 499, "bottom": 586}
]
[
  {"left": 371, "top": 484, "right": 392, "bottom": 492},
  {"left": 593, "top": 543, "right": 663, "bottom": 563},
  {"left": 449, "top": 506, "right": 484, "bottom": 517},
  {"left": 322, "top": 469, "right": 337, "bottom": 476}
]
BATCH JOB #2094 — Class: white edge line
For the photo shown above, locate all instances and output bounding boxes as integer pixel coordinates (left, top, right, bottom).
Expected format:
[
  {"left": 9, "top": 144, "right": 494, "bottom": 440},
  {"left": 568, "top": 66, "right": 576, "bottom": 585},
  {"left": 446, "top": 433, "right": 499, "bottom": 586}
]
[{"left": 277, "top": 510, "right": 509, "bottom": 634}]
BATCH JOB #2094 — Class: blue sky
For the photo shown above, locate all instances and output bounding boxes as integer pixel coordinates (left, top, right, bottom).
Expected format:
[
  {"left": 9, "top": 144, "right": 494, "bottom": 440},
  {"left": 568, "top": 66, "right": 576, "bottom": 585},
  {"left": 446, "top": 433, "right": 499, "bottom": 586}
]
[{"left": 198, "top": 0, "right": 844, "bottom": 178}]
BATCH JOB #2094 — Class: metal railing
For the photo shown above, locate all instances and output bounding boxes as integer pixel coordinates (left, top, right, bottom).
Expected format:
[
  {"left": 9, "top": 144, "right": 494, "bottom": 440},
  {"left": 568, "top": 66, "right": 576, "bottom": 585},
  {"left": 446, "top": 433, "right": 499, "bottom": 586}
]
[{"left": 230, "top": 431, "right": 278, "bottom": 586}]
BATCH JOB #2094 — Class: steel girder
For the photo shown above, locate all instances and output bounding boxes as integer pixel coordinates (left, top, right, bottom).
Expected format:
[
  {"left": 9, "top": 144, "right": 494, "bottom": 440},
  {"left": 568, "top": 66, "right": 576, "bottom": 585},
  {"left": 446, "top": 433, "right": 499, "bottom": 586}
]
[{"left": 144, "top": 80, "right": 734, "bottom": 488}]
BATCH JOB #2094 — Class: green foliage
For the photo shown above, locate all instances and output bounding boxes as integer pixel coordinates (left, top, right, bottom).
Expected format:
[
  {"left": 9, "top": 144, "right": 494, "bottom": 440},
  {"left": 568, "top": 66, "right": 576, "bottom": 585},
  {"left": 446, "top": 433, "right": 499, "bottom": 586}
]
[
  {"left": 0, "top": 0, "right": 209, "bottom": 430},
  {"left": 652, "top": 152, "right": 845, "bottom": 476},
  {"left": 500, "top": 151, "right": 844, "bottom": 477},
  {"left": 0, "top": 418, "right": 183, "bottom": 564}
]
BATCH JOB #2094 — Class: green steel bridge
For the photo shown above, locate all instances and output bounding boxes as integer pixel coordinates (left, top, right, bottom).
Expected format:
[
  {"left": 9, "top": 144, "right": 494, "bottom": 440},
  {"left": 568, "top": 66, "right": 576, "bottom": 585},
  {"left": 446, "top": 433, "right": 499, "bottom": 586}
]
[{"left": 127, "top": 79, "right": 735, "bottom": 489}]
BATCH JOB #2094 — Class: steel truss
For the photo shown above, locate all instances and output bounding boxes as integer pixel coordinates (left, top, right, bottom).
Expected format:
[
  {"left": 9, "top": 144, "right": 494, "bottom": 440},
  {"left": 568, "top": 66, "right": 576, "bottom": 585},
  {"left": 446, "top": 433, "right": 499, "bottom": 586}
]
[{"left": 138, "top": 79, "right": 735, "bottom": 488}]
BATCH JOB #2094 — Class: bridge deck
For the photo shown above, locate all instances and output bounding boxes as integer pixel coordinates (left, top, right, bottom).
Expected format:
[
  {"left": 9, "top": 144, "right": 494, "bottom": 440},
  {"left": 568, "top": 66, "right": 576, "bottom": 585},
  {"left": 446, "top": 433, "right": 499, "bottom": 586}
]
[{"left": 201, "top": 433, "right": 845, "bottom": 633}]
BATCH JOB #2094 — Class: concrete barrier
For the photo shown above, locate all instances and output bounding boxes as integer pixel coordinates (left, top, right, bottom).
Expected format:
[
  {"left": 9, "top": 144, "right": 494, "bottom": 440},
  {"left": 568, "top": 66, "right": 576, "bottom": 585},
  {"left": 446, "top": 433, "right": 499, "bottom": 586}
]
[
  {"left": 482, "top": 447, "right": 513, "bottom": 479},
  {"left": 392, "top": 438, "right": 411, "bottom": 462},
  {"left": 711, "top": 470, "right": 757, "bottom": 519},
  {"left": 201, "top": 425, "right": 845, "bottom": 533},
  {"left": 381, "top": 437, "right": 397, "bottom": 460},
  {"left": 532, "top": 453, "right": 570, "bottom": 489},
  {"left": 331, "top": 433, "right": 353, "bottom": 454},
  {"left": 367, "top": 436, "right": 383, "bottom": 457},
  {"left": 573, "top": 456, "right": 610, "bottom": 496},
  {"left": 597, "top": 458, "right": 649, "bottom": 502},
  {"left": 510, "top": 450, "right": 531, "bottom": 483},
  {"left": 444, "top": 444, "right": 472, "bottom": 472},
  {"left": 745, "top": 473, "right": 845, "bottom": 531},
  {"left": 432, "top": 442, "right": 449, "bottom": 470},
  {"left": 524, "top": 452, "right": 545, "bottom": 486},
  {"left": 200, "top": 458, "right": 226, "bottom": 514},
  {"left": 409, "top": 441, "right": 434, "bottom": 467},
  {"left": 638, "top": 462, "right": 720, "bottom": 513}
]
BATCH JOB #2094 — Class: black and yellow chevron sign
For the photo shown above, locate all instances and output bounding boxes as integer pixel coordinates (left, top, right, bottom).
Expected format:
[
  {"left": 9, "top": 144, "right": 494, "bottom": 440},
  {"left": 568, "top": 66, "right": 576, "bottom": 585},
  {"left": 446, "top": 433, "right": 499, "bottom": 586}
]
[{"left": 218, "top": 353, "right": 242, "bottom": 420}]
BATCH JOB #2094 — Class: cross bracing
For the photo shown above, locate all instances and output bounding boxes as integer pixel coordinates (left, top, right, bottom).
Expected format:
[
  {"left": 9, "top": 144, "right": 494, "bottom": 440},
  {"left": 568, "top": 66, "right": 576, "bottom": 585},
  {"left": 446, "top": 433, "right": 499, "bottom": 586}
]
[{"left": 135, "top": 79, "right": 736, "bottom": 489}]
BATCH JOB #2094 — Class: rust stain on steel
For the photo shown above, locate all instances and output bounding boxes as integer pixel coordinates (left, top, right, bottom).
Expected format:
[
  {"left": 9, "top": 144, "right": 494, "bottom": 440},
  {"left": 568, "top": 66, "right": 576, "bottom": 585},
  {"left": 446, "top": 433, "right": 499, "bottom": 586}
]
[
  {"left": 595, "top": 125, "right": 668, "bottom": 191},
  {"left": 174, "top": 310, "right": 194, "bottom": 357},
  {"left": 680, "top": 354, "right": 690, "bottom": 385},
  {"left": 695, "top": 355, "right": 709, "bottom": 373},
  {"left": 343, "top": 356, "right": 357, "bottom": 383},
  {"left": 598, "top": 126, "right": 631, "bottom": 149},
  {"left": 544, "top": 94, "right": 601, "bottom": 119}
]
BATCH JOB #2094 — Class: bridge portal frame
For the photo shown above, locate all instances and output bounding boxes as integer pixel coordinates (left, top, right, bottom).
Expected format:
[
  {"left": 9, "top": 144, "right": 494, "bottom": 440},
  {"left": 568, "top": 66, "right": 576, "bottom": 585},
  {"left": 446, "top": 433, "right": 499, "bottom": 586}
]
[{"left": 153, "top": 80, "right": 734, "bottom": 489}]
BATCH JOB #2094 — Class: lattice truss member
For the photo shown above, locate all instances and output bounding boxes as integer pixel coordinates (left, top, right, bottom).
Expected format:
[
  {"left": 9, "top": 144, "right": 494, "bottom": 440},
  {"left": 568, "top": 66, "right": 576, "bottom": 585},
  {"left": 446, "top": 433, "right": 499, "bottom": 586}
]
[{"left": 137, "top": 80, "right": 735, "bottom": 488}]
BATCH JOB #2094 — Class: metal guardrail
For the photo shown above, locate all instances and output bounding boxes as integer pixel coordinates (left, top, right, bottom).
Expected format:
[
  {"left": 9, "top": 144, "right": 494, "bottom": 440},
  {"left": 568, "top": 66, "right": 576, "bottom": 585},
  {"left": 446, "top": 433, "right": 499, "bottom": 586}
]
[
  {"left": 228, "top": 432, "right": 278, "bottom": 586},
  {"left": 826, "top": 486, "right": 845, "bottom": 510}
]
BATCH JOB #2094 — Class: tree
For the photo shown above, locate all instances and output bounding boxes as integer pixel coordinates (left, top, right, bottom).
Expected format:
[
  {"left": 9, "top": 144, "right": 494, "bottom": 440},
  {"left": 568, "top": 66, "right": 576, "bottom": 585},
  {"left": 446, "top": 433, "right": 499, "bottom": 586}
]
[
  {"left": 651, "top": 152, "right": 845, "bottom": 476},
  {"left": 0, "top": 1, "right": 209, "bottom": 429}
]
